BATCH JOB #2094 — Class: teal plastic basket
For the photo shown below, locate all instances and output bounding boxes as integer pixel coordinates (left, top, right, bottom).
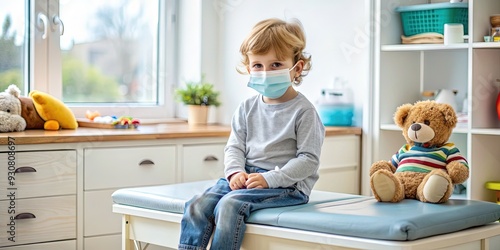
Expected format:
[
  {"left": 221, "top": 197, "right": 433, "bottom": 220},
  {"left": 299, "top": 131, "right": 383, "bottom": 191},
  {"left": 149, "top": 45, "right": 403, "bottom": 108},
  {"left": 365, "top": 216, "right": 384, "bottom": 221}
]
[{"left": 395, "top": 3, "right": 468, "bottom": 36}]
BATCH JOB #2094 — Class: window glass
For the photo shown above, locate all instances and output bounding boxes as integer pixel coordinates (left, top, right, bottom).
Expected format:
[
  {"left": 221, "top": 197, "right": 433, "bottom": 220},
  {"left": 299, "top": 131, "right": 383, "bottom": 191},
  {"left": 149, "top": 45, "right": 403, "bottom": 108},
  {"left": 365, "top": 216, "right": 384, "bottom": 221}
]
[
  {"left": 0, "top": 1, "right": 26, "bottom": 93},
  {"left": 60, "top": 0, "right": 160, "bottom": 103}
]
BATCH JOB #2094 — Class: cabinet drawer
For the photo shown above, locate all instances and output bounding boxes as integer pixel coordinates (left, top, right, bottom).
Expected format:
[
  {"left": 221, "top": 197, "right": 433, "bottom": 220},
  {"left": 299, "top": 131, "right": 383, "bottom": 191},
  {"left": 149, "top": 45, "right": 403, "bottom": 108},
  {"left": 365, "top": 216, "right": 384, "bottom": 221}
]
[
  {"left": 84, "top": 189, "right": 121, "bottom": 236},
  {"left": 182, "top": 143, "right": 225, "bottom": 182},
  {"left": 84, "top": 145, "right": 176, "bottom": 190},
  {"left": 319, "top": 135, "right": 360, "bottom": 170},
  {"left": 1, "top": 240, "right": 76, "bottom": 250},
  {"left": 0, "top": 195, "right": 76, "bottom": 247},
  {"left": 316, "top": 135, "right": 361, "bottom": 194},
  {"left": 0, "top": 151, "right": 76, "bottom": 200},
  {"left": 315, "top": 168, "right": 360, "bottom": 194},
  {"left": 84, "top": 234, "right": 121, "bottom": 250}
]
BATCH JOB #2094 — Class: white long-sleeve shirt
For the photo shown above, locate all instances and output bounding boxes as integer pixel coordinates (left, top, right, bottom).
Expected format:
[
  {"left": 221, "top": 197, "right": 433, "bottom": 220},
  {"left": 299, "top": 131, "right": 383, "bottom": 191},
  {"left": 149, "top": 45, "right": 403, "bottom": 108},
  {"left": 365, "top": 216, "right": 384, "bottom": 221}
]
[{"left": 224, "top": 92, "right": 325, "bottom": 196}]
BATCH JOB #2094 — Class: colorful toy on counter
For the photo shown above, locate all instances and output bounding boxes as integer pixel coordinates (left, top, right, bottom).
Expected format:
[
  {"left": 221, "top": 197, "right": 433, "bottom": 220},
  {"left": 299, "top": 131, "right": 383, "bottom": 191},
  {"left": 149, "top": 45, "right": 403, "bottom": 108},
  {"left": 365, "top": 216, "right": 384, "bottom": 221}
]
[
  {"left": 113, "top": 116, "right": 140, "bottom": 129},
  {"left": 85, "top": 110, "right": 101, "bottom": 121},
  {"left": 85, "top": 110, "right": 140, "bottom": 129},
  {"left": 27, "top": 89, "right": 79, "bottom": 130}
]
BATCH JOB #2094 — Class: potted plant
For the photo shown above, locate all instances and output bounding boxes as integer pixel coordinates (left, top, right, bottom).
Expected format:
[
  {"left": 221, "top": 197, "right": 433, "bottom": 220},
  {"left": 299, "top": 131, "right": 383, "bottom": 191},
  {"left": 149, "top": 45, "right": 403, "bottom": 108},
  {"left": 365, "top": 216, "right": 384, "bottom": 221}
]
[{"left": 174, "top": 79, "right": 221, "bottom": 125}]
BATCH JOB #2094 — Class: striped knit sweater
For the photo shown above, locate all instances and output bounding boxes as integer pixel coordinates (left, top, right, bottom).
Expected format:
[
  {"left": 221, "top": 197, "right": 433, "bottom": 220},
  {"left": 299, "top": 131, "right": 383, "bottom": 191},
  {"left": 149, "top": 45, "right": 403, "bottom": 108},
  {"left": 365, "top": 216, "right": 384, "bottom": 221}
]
[{"left": 391, "top": 142, "right": 469, "bottom": 174}]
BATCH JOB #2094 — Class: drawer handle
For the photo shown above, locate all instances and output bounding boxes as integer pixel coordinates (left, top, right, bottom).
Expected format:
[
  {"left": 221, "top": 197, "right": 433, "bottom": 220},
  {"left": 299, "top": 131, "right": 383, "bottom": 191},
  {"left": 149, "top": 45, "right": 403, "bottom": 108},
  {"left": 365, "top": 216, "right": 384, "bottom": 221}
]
[
  {"left": 14, "top": 213, "right": 36, "bottom": 220},
  {"left": 204, "top": 155, "right": 218, "bottom": 161},
  {"left": 14, "top": 166, "right": 37, "bottom": 173},
  {"left": 139, "top": 159, "right": 155, "bottom": 166}
]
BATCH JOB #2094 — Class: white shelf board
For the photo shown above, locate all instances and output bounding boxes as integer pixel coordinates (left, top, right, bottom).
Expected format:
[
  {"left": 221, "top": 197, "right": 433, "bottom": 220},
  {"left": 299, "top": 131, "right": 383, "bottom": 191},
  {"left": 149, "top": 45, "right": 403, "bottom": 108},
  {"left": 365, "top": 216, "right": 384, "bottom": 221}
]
[
  {"left": 381, "top": 43, "right": 468, "bottom": 52},
  {"left": 453, "top": 126, "right": 469, "bottom": 134},
  {"left": 471, "top": 128, "right": 500, "bottom": 135},
  {"left": 472, "top": 42, "right": 500, "bottom": 49},
  {"left": 379, "top": 124, "right": 400, "bottom": 131}
]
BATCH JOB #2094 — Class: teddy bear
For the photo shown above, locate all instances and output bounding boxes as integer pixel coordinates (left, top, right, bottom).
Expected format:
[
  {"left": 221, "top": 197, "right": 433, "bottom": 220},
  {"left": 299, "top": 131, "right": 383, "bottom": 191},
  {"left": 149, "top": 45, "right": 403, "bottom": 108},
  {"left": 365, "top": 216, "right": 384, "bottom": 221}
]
[
  {"left": 0, "top": 85, "right": 27, "bottom": 132},
  {"left": 370, "top": 100, "right": 469, "bottom": 204},
  {"left": 0, "top": 84, "right": 78, "bottom": 132}
]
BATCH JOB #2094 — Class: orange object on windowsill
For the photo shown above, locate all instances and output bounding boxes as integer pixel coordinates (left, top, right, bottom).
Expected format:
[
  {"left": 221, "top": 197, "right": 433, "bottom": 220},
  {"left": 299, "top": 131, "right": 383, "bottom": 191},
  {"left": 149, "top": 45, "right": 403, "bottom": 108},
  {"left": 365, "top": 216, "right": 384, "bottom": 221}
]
[{"left": 85, "top": 110, "right": 101, "bottom": 121}]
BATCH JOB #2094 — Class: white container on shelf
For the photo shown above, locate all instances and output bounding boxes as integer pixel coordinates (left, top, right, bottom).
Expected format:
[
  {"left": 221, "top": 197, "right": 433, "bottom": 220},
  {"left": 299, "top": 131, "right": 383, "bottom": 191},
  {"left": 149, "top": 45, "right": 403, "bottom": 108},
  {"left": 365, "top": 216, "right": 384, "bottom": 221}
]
[
  {"left": 317, "top": 86, "right": 354, "bottom": 127},
  {"left": 444, "top": 23, "right": 464, "bottom": 45}
]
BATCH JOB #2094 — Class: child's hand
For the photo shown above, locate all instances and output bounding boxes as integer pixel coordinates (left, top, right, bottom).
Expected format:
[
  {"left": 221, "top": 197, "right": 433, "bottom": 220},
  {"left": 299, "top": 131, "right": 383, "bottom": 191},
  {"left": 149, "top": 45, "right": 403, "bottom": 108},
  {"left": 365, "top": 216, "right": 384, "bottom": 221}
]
[
  {"left": 229, "top": 172, "right": 249, "bottom": 190},
  {"left": 246, "top": 173, "right": 269, "bottom": 189}
]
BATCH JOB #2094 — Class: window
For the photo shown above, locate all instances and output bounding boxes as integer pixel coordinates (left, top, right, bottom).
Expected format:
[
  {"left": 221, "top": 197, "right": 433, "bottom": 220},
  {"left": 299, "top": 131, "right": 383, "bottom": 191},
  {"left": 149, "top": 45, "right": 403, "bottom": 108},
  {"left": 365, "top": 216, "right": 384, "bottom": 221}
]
[
  {"left": 0, "top": 1, "right": 26, "bottom": 93},
  {"left": 0, "top": 0, "right": 177, "bottom": 119}
]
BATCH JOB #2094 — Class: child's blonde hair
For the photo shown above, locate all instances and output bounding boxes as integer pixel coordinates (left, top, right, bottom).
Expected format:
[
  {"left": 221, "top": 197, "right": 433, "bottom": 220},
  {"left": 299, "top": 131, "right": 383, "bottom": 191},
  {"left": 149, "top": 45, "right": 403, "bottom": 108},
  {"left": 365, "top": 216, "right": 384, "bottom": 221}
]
[{"left": 239, "top": 18, "right": 311, "bottom": 86}]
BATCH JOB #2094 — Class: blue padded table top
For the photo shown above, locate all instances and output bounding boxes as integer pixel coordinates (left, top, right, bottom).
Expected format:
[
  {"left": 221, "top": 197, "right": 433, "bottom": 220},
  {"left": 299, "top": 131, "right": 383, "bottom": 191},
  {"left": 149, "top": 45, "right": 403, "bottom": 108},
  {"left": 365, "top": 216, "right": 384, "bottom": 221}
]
[{"left": 112, "top": 179, "right": 500, "bottom": 241}]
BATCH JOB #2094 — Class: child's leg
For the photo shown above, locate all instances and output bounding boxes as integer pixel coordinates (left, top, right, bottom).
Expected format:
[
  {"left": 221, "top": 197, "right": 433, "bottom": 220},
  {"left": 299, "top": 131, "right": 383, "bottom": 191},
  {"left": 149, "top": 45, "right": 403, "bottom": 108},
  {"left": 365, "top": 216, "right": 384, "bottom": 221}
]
[
  {"left": 179, "top": 178, "right": 232, "bottom": 250},
  {"left": 210, "top": 187, "right": 308, "bottom": 250}
]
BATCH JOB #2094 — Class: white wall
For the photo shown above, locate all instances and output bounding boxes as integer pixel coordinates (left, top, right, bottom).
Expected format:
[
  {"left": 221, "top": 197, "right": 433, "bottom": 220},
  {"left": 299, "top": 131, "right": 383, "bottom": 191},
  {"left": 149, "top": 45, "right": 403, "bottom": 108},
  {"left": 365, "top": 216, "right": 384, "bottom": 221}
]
[
  {"left": 178, "top": 0, "right": 373, "bottom": 195},
  {"left": 216, "top": 0, "right": 370, "bottom": 126},
  {"left": 179, "top": 0, "right": 371, "bottom": 127}
]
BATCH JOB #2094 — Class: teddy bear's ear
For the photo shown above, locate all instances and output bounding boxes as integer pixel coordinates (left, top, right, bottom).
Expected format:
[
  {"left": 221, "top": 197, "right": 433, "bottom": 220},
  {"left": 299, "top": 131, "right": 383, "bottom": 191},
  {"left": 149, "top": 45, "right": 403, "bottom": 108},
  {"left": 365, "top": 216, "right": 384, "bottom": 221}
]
[
  {"left": 393, "top": 103, "right": 413, "bottom": 127},
  {"left": 440, "top": 103, "right": 457, "bottom": 128},
  {"left": 6, "top": 84, "right": 21, "bottom": 98}
]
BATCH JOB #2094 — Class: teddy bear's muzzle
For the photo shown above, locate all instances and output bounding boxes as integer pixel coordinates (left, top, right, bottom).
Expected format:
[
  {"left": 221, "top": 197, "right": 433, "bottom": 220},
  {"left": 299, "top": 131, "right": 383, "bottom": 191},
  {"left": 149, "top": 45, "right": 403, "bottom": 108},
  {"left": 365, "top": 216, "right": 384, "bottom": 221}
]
[{"left": 408, "top": 123, "right": 435, "bottom": 143}]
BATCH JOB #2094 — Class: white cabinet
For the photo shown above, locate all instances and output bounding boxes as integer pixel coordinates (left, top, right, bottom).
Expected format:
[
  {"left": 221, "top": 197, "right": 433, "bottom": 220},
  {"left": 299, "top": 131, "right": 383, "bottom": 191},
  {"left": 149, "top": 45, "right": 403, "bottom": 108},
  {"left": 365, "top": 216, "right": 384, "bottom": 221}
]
[
  {"left": 181, "top": 143, "right": 226, "bottom": 182},
  {"left": 83, "top": 144, "right": 178, "bottom": 246},
  {"left": 0, "top": 136, "right": 226, "bottom": 250},
  {"left": 315, "top": 135, "right": 361, "bottom": 194},
  {"left": 374, "top": 0, "right": 500, "bottom": 202},
  {"left": 84, "top": 145, "right": 177, "bottom": 190},
  {"left": 82, "top": 138, "right": 227, "bottom": 250},
  {"left": 0, "top": 150, "right": 77, "bottom": 249}
]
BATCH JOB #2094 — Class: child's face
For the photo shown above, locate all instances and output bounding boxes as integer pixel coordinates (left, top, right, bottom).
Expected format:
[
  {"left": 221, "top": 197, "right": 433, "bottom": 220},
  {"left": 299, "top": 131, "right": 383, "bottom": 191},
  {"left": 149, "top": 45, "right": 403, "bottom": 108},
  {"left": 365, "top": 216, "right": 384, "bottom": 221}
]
[{"left": 247, "top": 49, "right": 299, "bottom": 80}]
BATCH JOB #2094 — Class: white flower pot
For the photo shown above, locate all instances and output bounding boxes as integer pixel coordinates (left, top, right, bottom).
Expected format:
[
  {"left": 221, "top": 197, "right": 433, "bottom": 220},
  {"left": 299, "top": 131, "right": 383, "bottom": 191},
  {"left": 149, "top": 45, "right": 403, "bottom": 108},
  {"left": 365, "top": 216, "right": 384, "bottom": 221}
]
[{"left": 187, "top": 105, "right": 209, "bottom": 125}]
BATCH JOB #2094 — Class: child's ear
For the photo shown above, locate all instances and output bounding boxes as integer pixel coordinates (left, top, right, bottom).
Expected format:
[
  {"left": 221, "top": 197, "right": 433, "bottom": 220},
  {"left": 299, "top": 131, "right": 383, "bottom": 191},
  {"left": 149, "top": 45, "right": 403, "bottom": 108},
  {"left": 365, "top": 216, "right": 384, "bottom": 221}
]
[{"left": 295, "top": 60, "right": 304, "bottom": 76}]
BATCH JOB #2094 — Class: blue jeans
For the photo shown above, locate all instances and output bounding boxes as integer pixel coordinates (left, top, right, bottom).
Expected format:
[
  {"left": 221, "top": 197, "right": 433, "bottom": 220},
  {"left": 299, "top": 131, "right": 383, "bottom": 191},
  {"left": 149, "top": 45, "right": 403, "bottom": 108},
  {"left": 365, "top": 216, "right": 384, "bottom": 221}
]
[{"left": 178, "top": 165, "right": 309, "bottom": 250}]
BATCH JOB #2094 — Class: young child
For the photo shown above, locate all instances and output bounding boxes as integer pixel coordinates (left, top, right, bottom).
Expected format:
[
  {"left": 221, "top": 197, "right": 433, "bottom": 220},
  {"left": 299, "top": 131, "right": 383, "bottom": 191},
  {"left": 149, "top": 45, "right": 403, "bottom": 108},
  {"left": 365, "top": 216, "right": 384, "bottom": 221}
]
[{"left": 178, "top": 18, "right": 325, "bottom": 250}]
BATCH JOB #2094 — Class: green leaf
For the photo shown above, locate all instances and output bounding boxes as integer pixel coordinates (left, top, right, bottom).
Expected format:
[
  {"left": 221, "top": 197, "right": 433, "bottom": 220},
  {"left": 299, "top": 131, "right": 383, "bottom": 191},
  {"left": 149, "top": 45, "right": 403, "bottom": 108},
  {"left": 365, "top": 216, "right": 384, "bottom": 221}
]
[{"left": 174, "top": 77, "right": 221, "bottom": 107}]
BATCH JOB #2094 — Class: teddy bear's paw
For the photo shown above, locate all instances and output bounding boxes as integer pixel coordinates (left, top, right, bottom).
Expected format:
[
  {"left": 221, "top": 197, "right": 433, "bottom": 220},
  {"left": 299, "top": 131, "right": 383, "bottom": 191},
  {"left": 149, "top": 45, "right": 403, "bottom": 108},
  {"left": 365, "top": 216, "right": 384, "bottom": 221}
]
[
  {"left": 15, "top": 118, "right": 27, "bottom": 131},
  {"left": 447, "top": 161, "right": 469, "bottom": 185},
  {"left": 369, "top": 160, "right": 396, "bottom": 176},
  {"left": 421, "top": 174, "right": 451, "bottom": 203},
  {"left": 371, "top": 170, "right": 403, "bottom": 202},
  {"left": 0, "top": 115, "right": 27, "bottom": 132}
]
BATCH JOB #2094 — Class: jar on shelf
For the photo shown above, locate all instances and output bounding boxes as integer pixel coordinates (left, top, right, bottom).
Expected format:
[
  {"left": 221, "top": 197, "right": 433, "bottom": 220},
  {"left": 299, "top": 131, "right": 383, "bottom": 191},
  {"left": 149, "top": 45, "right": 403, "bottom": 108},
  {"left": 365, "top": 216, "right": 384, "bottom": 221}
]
[
  {"left": 485, "top": 181, "right": 500, "bottom": 204},
  {"left": 492, "top": 27, "right": 500, "bottom": 42}
]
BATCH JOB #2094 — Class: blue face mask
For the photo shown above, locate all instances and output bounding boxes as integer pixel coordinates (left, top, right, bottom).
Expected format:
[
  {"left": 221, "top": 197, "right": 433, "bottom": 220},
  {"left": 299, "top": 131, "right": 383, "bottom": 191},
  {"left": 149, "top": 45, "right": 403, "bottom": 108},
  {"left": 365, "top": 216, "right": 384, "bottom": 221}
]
[{"left": 247, "top": 64, "right": 296, "bottom": 99}]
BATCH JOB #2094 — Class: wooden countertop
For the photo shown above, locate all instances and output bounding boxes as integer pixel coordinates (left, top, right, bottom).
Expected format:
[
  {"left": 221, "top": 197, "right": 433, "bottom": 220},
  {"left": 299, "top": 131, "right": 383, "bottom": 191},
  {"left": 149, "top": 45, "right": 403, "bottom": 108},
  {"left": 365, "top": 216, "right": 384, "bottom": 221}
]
[{"left": 0, "top": 123, "right": 361, "bottom": 145}]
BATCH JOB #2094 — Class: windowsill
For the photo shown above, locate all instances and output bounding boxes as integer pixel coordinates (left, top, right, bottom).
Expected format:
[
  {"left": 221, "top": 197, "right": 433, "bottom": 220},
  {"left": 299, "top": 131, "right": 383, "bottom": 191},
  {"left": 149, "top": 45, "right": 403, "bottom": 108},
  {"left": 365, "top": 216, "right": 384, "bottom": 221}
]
[{"left": 125, "top": 118, "right": 187, "bottom": 125}]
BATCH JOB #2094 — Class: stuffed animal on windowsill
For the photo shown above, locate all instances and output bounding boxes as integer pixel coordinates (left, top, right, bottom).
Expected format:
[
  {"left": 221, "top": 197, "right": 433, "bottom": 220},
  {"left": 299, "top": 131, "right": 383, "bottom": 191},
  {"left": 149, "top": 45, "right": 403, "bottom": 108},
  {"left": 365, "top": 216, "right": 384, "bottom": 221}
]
[
  {"left": 0, "top": 85, "right": 27, "bottom": 132},
  {"left": 370, "top": 100, "right": 469, "bottom": 204},
  {"left": 0, "top": 84, "right": 78, "bottom": 132}
]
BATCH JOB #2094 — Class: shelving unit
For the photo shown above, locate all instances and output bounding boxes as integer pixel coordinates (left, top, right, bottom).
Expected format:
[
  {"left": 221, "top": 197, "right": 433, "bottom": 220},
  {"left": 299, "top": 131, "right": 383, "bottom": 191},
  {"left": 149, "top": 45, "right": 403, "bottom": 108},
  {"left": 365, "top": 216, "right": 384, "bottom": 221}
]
[{"left": 374, "top": 0, "right": 500, "bottom": 202}]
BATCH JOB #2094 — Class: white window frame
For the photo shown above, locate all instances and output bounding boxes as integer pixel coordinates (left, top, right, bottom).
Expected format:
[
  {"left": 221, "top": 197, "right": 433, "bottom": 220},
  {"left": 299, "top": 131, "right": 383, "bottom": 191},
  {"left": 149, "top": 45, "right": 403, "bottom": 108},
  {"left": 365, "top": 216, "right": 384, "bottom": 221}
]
[{"left": 29, "top": 0, "right": 177, "bottom": 119}]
